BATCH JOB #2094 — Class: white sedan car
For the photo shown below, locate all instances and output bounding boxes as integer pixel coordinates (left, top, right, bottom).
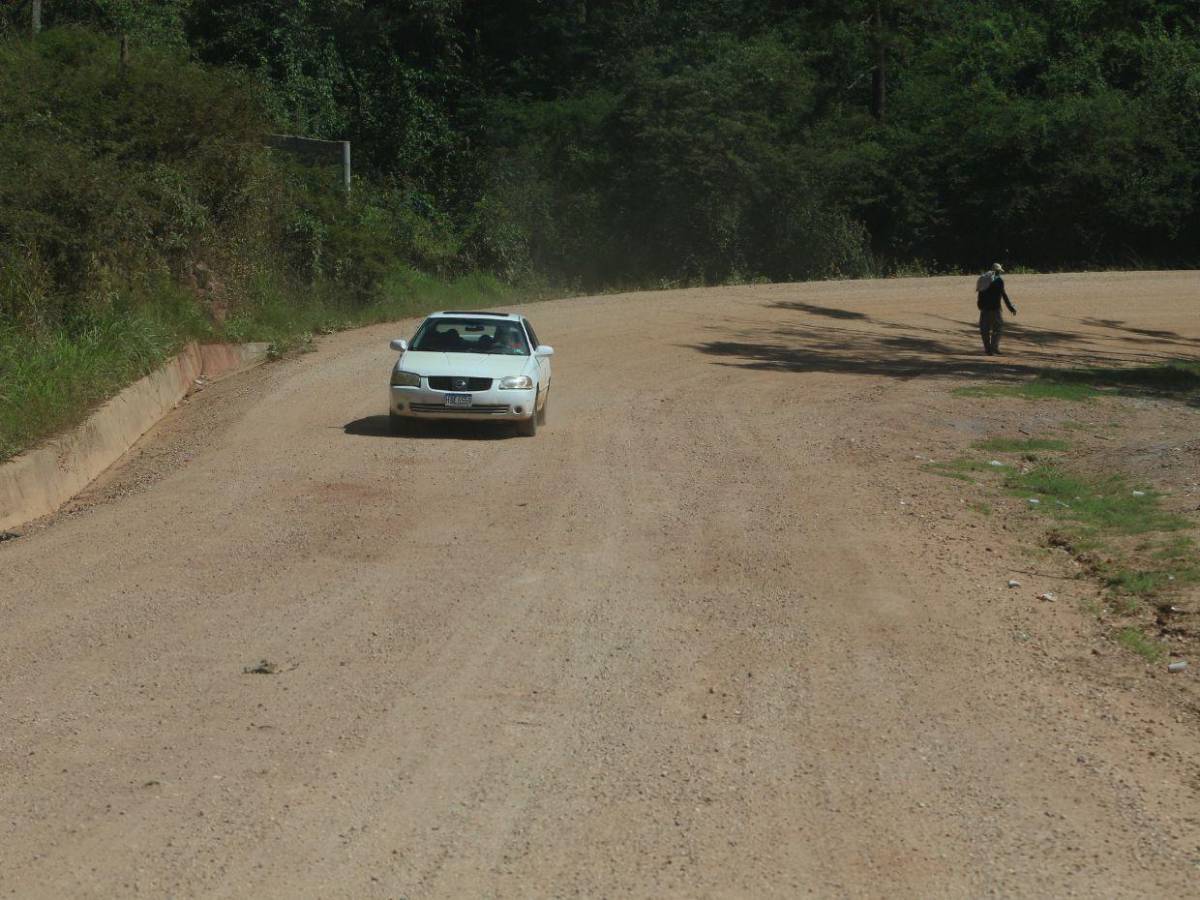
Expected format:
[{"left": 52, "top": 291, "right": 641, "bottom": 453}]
[{"left": 388, "top": 311, "right": 553, "bottom": 436}]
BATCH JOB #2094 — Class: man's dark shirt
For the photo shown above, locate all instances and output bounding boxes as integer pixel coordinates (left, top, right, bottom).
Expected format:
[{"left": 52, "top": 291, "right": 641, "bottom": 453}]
[{"left": 979, "top": 276, "right": 1014, "bottom": 313}]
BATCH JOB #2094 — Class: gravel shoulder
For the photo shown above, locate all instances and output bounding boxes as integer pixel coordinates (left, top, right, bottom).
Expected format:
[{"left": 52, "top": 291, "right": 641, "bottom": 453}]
[{"left": 1, "top": 272, "right": 1198, "bottom": 897}]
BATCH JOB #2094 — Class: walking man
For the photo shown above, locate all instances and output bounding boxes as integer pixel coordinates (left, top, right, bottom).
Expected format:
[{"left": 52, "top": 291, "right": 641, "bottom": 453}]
[{"left": 977, "top": 262, "right": 1017, "bottom": 355}]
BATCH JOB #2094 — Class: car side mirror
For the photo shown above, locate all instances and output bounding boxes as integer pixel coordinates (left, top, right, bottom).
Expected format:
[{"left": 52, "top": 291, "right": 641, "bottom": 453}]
[
  {"left": 534, "top": 345, "right": 554, "bottom": 357},
  {"left": 390, "top": 339, "right": 408, "bottom": 352}
]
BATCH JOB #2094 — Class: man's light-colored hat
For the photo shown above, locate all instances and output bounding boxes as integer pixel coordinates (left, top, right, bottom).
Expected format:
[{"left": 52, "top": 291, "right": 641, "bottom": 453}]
[{"left": 991, "top": 262, "right": 1004, "bottom": 273}]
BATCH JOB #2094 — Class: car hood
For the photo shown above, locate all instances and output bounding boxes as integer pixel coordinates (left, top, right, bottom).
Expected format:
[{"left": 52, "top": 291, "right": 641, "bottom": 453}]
[{"left": 397, "top": 351, "right": 533, "bottom": 378}]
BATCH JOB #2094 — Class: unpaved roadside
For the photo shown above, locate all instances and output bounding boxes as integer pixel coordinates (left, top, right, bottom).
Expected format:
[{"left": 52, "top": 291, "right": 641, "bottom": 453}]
[{"left": 1, "top": 272, "right": 1198, "bottom": 897}]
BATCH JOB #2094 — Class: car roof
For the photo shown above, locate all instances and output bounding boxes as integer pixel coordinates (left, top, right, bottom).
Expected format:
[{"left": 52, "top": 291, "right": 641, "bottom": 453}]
[{"left": 429, "top": 311, "right": 522, "bottom": 321}]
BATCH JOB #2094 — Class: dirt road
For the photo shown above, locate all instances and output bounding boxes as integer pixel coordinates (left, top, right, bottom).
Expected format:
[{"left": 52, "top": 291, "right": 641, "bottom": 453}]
[{"left": 2, "top": 272, "right": 1198, "bottom": 897}]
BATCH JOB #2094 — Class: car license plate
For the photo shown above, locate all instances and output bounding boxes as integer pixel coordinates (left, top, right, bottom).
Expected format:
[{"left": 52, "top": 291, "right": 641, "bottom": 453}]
[{"left": 444, "top": 393, "right": 472, "bottom": 408}]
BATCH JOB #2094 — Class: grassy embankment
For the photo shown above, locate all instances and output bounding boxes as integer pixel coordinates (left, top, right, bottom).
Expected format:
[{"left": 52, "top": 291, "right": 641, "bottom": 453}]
[
  {"left": 0, "top": 270, "right": 514, "bottom": 462},
  {"left": 0, "top": 29, "right": 522, "bottom": 463}
]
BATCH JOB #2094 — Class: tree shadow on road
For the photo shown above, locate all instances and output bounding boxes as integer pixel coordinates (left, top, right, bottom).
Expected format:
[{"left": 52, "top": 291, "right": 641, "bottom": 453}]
[
  {"left": 1079, "top": 318, "right": 1200, "bottom": 348},
  {"left": 691, "top": 302, "right": 1200, "bottom": 405},
  {"left": 768, "top": 301, "right": 869, "bottom": 320},
  {"left": 343, "top": 416, "right": 520, "bottom": 441}
]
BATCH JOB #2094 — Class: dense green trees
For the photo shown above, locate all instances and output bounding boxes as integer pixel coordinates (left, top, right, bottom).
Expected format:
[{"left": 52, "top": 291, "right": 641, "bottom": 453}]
[
  {"left": 2, "top": 0, "right": 1198, "bottom": 288},
  {"left": 0, "top": 27, "right": 267, "bottom": 328},
  {"left": 468, "top": 0, "right": 1200, "bottom": 281}
]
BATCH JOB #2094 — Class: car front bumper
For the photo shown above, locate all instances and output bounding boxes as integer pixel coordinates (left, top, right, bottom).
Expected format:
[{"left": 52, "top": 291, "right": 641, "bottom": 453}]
[{"left": 390, "top": 385, "right": 536, "bottom": 421}]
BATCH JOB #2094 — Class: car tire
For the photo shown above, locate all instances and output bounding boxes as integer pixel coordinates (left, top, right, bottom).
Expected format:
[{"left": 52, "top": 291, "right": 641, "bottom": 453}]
[
  {"left": 536, "top": 388, "right": 549, "bottom": 426},
  {"left": 389, "top": 412, "right": 409, "bottom": 435},
  {"left": 517, "top": 394, "right": 538, "bottom": 437}
]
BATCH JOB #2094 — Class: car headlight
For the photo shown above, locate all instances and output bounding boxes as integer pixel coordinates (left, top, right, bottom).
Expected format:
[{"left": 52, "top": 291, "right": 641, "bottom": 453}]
[
  {"left": 498, "top": 375, "right": 534, "bottom": 390},
  {"left": 390, "top": 370, "right": 420, "bottom": 387}
]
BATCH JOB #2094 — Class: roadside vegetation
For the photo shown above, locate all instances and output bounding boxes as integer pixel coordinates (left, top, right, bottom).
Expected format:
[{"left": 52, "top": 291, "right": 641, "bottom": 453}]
[
  {"left": 954, "top": 361, "right": 1200, "bottom": 404},
  {"left": 975, "top": 437, "right": 1070, "bottom": 454},
  {"left": 925, "top": 396, "right": 1198, "bottom": 662},
  {"left": 0, "top": 28, "right": 516, "bottom": 461},
  {"left": 954, "top": 382, "right": 1105, "bottom": 402}
]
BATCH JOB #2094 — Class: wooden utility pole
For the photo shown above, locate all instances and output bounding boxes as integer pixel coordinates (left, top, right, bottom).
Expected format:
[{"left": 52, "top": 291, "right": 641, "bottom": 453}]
[
  {"left": 31, "top": 0, "right": 43, "bottom": 36},
  {"left": 120, "top": 33, "right": 129, "bottom": 71}
]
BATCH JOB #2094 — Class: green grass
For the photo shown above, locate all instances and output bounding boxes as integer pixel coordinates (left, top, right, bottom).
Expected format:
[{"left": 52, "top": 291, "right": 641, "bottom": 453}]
[
  {"left": 1008, "top": 464, "right": 1199, "bottom": 604},
  {"left": 1152, "top": 535, "right": 1195, "bottom": 561},
  {"left": 1115, "top": 627, "right": 1164, "bottom": 663},
  {"left": 943, "top": 364, "right": 1200, "bottom": 663},
  {"left": 954, "top": 360, "right": 1200, "bottom": 404},
  {"left": 1105, "top": 568, "right": 1174, "bottom": 596},
  {"left": 0, "top": 285, "right": 213, "bottom": 461},
  {"left": 1005, "top": 466, "right": 1188, "bottom": 536},
  {"left": 921, "top": 446, "right": 1066, "bottom": 484},
  {"left": 1103, "top": 545, "right": 1200, "bottom": 596},
  {"left": 954, "top": 382, "right": 1103, "bottom": 401},
  {"left": 974, "top": 437, "right": 1070, "bottom": 453},
  {"left": 0, "top": 266, "right": 524, "bottom": 462},
  {"left": 921, "top": 458, "right": 1007, "bottom": 482},
  {"left": 918, "top": 446, "right": 1199, "bottom": 610}
]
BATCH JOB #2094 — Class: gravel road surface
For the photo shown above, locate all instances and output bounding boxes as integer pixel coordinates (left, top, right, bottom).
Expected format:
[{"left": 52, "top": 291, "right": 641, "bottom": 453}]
[{"left": 2, "top": 272, "right": 1198, "bottom": 897}]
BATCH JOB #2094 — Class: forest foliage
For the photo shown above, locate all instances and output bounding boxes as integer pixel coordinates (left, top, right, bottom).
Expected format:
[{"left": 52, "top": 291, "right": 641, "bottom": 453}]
[{"left": 3, "top": 0, "right": 1197, "bottom": 296}]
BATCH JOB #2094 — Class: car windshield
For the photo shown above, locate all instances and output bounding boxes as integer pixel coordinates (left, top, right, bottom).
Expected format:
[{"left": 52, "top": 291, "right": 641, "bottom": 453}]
[{"left": 410, "top": 319, "right": 530, "bottom": 355}]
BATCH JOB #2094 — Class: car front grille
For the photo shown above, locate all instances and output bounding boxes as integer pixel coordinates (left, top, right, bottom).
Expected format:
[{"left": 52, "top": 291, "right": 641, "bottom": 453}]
[
  {"left": 428, "top": 376, "right": 492, "bottom": 391},
  {"left": 410, "top": 403, "right": 512, "bottom": 415}
]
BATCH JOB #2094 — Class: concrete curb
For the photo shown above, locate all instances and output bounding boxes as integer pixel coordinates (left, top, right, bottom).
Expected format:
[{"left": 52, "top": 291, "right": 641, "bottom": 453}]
[{"left": 0, "top": 342, "right": 270, "bottom": 532}]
